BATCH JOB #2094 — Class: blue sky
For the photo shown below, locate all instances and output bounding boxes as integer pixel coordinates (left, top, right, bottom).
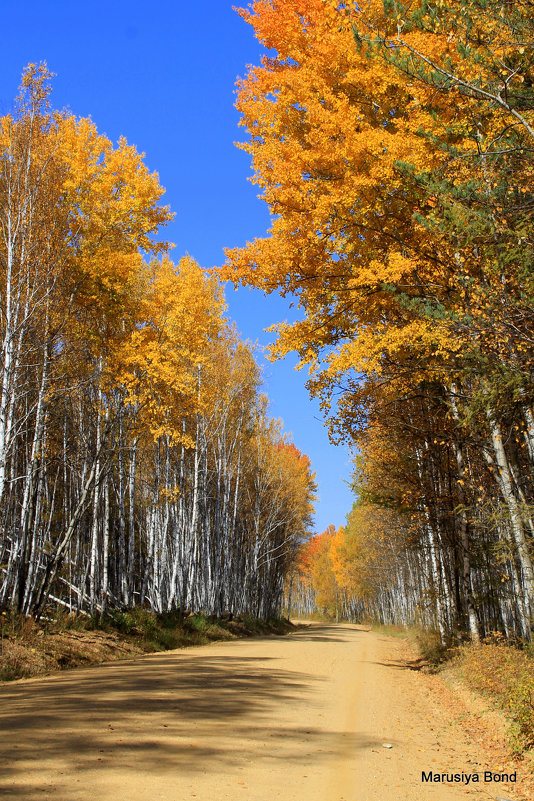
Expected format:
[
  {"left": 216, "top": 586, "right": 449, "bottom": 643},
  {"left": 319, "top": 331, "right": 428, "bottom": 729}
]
[{"left": 0, "top": 0, "right": 355, "bottom": 533}]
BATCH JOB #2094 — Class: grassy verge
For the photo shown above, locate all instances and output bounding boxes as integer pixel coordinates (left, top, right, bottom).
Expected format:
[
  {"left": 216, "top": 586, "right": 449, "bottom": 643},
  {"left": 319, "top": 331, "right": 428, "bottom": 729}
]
[
  {"left": 456, "top": 635, "right": 534, "bottom": 756},
  {"left": 0, "top": 609, "right": 294, "bottom": 683},
  {"left": 370, "top": 622, "right": 408, "bottom": 639},
  {"left": 402, "top": 625, "right": 534, "bottom": 758}
]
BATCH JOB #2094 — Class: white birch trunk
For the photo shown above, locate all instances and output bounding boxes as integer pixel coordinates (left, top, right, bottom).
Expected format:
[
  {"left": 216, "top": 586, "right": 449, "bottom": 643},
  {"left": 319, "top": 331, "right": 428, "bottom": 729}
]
[{"left": 485, "top": 413, "right": 534, "bottom": 622}]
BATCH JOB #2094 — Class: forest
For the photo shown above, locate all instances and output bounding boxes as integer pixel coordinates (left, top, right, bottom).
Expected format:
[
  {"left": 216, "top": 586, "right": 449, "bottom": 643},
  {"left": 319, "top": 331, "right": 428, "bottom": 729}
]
[
  {"left": 2, "top": 0, "right": 534, "bottom": 647},
  {"left": 224, "top": 0, "right": 534, "bottom": 643},
  {"left": 0, "top": 65, "right": 316, "bottom": 621}
]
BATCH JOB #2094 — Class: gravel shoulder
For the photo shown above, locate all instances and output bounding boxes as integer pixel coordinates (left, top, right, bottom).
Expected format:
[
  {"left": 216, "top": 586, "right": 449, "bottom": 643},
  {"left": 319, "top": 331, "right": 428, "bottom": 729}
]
[{"left": 0, "top": 623, "right": 526, "bottom": 801}]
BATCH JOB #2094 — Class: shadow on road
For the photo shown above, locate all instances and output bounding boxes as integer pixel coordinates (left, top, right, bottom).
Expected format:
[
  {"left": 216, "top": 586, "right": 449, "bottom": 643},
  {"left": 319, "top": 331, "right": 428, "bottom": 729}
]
[
  {"left": 289, "top": 622, "right": 368, "bottom": 644},
  {"left": 365, "top": 658, "right": 429, "bottom": 672},
  {"left": 0, "top": 628, "right": 383, "bottom": 797}
]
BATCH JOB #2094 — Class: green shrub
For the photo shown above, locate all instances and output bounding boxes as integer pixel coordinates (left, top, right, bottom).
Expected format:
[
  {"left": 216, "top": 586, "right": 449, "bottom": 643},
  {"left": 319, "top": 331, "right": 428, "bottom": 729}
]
[
  {"left": 410, "top": 626, "right": 450, "bottom": 666},
  {"left": 187, "top": 614, "right": 210, "bottom": 633}
]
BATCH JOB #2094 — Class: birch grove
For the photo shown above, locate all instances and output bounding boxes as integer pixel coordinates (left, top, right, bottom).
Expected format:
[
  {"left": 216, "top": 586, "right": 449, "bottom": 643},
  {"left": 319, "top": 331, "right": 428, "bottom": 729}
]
[
  {"left": 0, "top": 66, "right": 316, "bottom": 620},
  {"left": 285, "top": 375, "right": 534, "bottom": 641}
]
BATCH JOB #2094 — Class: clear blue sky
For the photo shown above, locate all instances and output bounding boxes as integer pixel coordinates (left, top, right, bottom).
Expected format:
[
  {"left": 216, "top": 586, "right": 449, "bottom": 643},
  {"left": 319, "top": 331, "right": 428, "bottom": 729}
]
[{"left": 0, "top": 0, "right": 355, "bottom": 533}]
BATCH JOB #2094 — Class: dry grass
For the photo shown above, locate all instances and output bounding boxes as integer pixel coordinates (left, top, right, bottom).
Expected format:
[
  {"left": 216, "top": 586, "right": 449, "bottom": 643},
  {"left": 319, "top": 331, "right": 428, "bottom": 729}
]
[
  {"left": 404, "top": 627, "right": 534, "bottom": 757},
  {"left": 456, "top": 634, "right": 534, "bottom": 756},
  {"left": 0, "top": 609, "right": 294, "bottom": 683},
  {"left": 370, "top": 622, "right": 408, "bottom": 638}
]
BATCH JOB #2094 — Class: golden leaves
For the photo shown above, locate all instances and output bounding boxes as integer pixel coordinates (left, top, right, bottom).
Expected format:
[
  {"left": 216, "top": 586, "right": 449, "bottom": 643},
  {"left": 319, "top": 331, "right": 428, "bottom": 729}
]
[{"left": 114, "top": 255, "right": 227, "bottom": 445}]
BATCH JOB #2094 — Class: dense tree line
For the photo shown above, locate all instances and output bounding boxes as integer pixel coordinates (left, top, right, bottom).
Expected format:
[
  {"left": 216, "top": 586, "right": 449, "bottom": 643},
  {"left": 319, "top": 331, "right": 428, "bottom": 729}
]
[
  {"left": 0, "top": 66, "right": 316, "bottom": 620},
  {"left": 226, "top": 0, "right": 534, "bottom": 641}
]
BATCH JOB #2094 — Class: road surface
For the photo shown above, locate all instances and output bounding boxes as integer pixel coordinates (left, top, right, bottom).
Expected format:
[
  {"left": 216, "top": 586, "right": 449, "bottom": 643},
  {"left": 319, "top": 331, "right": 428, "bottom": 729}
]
[{"left": 0, "top": 623, "right": 513, "bottom": 801}]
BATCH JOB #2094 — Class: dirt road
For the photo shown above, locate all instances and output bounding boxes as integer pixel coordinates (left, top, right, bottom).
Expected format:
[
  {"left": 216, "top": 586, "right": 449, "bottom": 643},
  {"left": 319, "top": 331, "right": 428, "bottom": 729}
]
[{"left": 0, "top": 623, "right": 518, "bottom": 801}]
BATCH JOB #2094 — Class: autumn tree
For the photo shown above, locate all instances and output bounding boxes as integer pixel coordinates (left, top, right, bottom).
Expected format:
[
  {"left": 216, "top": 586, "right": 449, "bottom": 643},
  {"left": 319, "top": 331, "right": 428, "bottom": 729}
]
[{"left": 224, "top": 1, "right": 534, "bottom": 638}]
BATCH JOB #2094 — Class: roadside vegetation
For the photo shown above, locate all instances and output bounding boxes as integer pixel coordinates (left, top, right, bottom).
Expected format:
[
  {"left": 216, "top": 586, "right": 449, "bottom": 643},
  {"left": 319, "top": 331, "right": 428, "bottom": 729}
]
[
  {"left": 377, "top": 622, "right": 534, "bottom": 762},
  {"left": 0, "top": 609, "right": 294, "bottom": 683},
  {"left": 457, "top": 636, "right": 534, "bottom": 756}
]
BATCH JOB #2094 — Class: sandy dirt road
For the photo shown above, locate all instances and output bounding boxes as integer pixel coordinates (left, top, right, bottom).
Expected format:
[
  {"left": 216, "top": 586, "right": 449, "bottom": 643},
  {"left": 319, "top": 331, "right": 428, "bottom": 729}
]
[{"left": 0, "top": 623, "right": 517, "bottom": 801}]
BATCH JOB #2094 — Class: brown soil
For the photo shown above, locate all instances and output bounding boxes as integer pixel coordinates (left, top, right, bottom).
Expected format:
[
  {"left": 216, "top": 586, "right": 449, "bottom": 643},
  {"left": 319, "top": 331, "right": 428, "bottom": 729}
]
[
  {"left": 0, "top": 615, "right": 292, "bottom": 682},
  {"left": 0, "top": 622, "right": 530, "bottom": 801},
  {"left": 0, "top": 627, "right": 143, "bottom": 680}
]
